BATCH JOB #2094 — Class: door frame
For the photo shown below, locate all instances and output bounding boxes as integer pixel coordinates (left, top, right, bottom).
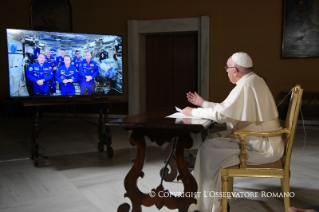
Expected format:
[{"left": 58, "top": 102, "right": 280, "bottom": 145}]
[{"left": 128, "top": 16, "right": 209, "bottom": 115}]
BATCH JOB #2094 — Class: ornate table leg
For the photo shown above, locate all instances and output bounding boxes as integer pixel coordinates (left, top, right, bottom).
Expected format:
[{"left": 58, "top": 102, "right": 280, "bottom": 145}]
[
  {"left": 160, "top": 139, "right": 178, "bottom": 182},
  {"left": 30, "top": 106, "right": 40, "bottom": 167},
  {"left": 160, "top": 139, "right": 197, "bottom": 181},
  {"left": 118, "top": 133, "right": 197, "bottom": 212},
  {"left": 173, "top": 134, "right": 198, "bottom": 211},
  {"left": 118, "top": 131, "right": 146, "bottom": 212}
]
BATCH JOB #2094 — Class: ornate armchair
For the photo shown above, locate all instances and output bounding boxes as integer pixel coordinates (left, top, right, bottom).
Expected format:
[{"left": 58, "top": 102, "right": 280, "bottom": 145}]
[{"left": 221, "top": 85, "right": 303, "bottom": 212}]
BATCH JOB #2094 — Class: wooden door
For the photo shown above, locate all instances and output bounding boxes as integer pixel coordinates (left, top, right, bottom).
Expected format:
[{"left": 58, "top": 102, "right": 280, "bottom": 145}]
[{"left": 145, "top": 33, "right": 198, "bottom": 111}]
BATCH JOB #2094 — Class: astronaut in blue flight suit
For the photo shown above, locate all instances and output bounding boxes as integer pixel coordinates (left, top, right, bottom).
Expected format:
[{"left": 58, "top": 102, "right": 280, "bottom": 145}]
[
  {"left": 45, "top": 50, "right": 58, "bottom": 94},
  {"left": 72, "top": 50, "right": 82, "bottom": 71},
  {"left": 78, "top": 51, "right": 99, "bottom": 95},
  {"left": 55, "top": 49, "right": 66, "bottom": 68},
  {"left": 26, "top": 53, "right": 53, "bottom": 96},
  {"left": 56, "top": 55, "right": 79, "bottom": 96}
]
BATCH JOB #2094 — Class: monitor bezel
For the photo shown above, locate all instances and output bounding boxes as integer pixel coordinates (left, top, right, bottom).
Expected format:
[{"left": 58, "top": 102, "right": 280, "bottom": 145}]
[{"left": 5, "top": 28, "right": 124, "bottom": 100}]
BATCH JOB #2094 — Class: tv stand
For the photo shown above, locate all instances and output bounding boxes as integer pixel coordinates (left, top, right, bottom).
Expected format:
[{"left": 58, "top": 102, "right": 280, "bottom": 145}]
[{"left": 22, "top": 98, "right": 119, "bottom": 167}]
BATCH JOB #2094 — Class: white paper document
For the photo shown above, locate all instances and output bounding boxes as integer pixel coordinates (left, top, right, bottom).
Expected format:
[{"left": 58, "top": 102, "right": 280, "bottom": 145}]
[
  {"left": 166, "top": 106, "right": 194, "bottom": 119},
  {"left": 175, "top": 106, "right": 182, "bottom": 112}
]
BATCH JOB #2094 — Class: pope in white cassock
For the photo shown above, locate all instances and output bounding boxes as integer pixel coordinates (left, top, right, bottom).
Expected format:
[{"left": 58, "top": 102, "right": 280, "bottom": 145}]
[{"left": 183, "top": 52, "right": 284, "bottom": 212}]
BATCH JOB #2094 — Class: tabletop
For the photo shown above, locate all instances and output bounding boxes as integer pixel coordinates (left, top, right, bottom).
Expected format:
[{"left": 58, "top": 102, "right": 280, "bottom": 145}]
[{"left": 106, "top": 107, "right": 212, "bottom": 133}]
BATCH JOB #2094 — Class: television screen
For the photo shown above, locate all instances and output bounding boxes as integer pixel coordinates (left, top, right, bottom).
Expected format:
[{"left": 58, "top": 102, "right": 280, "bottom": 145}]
[{"left": 6, "top": 28, "right": 123, "bottom": 98}]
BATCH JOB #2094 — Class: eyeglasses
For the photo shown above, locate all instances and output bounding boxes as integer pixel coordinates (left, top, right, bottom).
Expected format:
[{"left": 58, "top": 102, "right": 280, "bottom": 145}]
[{"left": 224, "top": 66, "right": 235, "bottom": 70}]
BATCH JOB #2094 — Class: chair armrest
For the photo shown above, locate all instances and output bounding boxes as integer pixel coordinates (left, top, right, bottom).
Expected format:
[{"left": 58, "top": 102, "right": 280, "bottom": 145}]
[
  {"left": 234, "top": 128, "right": 290, "bottom": 168},
  {"left": 234, "top": 128, "right": 290, "bottom": 139}
]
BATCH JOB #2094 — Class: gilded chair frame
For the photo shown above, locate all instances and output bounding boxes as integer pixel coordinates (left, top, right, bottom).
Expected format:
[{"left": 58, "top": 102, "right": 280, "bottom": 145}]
[{"left": 221, "top": 85, "right": 303, "bottom": 212}]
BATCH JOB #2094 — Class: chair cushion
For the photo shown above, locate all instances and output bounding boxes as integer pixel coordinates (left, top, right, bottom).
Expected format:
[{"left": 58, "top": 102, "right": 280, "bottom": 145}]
[{"left": 224, "top": 158, "right": 283, "bottom": 169}]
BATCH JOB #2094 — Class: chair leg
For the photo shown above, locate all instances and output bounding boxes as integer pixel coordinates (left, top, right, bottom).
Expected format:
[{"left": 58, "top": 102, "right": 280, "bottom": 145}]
[
  {"left": 283, "top": 174, "right": 290, "bottom": 212},
  {"left": 229, "top": 177, "right": 233, "bottom": 192},
  {"left": 221, "top": 176, "right": 228, "bottom": 212},
  {"left": 228, "top": 177, "right": 234, "bottom": 199},
  {"left": 280, "top": 178, "right": 284, "bottom": 192}
]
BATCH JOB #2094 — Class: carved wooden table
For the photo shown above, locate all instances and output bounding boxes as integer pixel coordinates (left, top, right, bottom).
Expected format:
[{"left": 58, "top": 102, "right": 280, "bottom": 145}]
[
  {"left": 23, "top": 98, "right": 118, "bottom": 167},
  {"left": 106, "top": 107, "right": 213, "bottom": 212}
]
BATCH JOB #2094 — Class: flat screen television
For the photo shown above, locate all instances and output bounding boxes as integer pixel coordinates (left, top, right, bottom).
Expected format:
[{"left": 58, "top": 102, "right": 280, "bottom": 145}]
[{"left": 6, "top": 28, "right": 123, "bottom": 98}]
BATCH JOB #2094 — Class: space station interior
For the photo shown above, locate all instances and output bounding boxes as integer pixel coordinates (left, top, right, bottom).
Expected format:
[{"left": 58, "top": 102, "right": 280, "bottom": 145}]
[{"left": 6, "top": 29, "right": 123, "bottom": 97}]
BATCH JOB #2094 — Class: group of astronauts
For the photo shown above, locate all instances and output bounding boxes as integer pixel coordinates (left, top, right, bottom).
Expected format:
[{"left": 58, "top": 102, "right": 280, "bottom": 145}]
[{"left": 26, "top": 49, "right": 118, "bottom": 96}]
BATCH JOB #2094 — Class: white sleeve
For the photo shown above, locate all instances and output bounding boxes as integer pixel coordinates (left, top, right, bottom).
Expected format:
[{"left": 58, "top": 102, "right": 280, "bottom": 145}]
[
  {"left": 191, "top": 107, "right": 231, "bottom": 124},
  {"left": 202, "top": 101, "right": 209, "bottom": 108},
  {"left": 202, "top": 101, "right": 218, "bottom": 108}
]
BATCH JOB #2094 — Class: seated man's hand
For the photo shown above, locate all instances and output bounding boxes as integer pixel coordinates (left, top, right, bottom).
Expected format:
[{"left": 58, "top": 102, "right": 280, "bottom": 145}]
[
  {"left": 186, "top": 91, "right": 204, "bottom": 107},
  {"left": 68, "top": 79, "right": 73, "bottom": 83},
  {"left": 62, "top": 79, "right": 69, "bottom": 83},
  {"left": 182, "top": 107, "right": 193, "bottom": 116},
  {"left": 182, "top": 118, "right": 192, "bottom": 124}
]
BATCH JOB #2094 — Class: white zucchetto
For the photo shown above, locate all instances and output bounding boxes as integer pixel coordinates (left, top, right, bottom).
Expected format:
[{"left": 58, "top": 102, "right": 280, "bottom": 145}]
[{"left": 232, "top": 52, "right": 253, "bottom": 68}]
